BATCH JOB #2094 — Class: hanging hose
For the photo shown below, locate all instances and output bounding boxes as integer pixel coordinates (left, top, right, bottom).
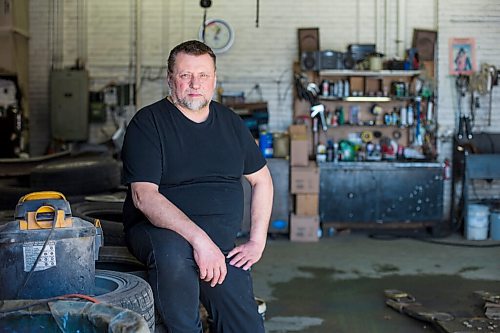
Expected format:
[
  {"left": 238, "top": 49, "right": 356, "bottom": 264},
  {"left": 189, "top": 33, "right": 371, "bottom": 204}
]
[{"left": 0, "top": 294, "right": 100, "bottom": 314}]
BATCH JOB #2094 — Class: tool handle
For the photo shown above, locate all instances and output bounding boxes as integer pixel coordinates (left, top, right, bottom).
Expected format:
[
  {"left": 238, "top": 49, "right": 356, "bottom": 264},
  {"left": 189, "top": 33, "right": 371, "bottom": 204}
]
[
  {"left": 319, "top": 111, "right": 328, "bottom": 132},
  {"left": 457, "top": 116, "right": 464, "bottom": 140},
  {"left": 23, "top": 205, "right": 66, "bottom": 230},
  {"left": 465, "top": 116, "right": 473, "bottom": 139},
  {"left": 20, "top": 191, "right": 67, "bottom": 202}
]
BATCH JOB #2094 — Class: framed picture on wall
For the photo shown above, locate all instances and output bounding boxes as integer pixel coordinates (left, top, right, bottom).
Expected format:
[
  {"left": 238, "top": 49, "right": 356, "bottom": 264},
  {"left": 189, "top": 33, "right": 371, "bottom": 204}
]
[{"left": 449, "top": 38, "right": 476, "bottom": 75}]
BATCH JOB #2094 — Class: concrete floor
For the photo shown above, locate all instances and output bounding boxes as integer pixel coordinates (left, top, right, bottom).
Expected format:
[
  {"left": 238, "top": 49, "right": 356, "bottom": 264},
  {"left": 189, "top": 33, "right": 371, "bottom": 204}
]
[{"left": 251, "top": 232, "right": 500, "bottom": 333}]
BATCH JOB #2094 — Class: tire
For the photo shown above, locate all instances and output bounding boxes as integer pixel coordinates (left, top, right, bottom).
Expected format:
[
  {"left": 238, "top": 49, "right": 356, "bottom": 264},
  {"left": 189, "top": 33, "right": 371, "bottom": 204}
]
[
  {"left": 0, "top": 176, "right": 32, "bottom": 210},
  {"left": 30, "top": 157, "right": 121, "bottom": 196},
  {"left": 72, "top": 201, "right": 125, "bottom": 246},
  {"left": 95, "top": 269, "right": 155, "bottom": 332},
  {"left": 97, "top": 246, "right": 146, "bottom": 273},
  {"left": 0, "top": 209, "right": 14, "bottom": 222}
]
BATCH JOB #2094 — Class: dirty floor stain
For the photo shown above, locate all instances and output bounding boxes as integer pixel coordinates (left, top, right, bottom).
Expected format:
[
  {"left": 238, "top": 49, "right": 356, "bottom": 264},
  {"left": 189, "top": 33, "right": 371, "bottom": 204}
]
[{"left": 264, "top": 267, "right": 500, "bottom": 333}]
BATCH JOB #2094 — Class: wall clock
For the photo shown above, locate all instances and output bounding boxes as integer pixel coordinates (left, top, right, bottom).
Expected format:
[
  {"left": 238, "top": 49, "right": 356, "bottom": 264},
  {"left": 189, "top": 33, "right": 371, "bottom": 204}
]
[{"left": 199, "top": 18, "right": 235, "bottom": 53}]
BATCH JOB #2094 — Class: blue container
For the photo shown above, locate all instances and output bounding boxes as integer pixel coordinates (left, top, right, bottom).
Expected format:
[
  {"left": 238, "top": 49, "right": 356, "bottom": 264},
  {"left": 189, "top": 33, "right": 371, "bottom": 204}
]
[
  {"left": 271, "top": 220, "right": 288, "bottom": 230},
  {"left": 259, "top": 132, "right": 273, "bottom": 158},
  {"left": 490, "top": 209, "right": 500, "bottom": 241}
]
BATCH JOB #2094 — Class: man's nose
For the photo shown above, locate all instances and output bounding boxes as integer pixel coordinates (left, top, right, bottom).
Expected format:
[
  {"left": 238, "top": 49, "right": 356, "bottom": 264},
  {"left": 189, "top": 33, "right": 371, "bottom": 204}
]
[{"left": 190, "top": 75, "right": 202, "bottom": 88}]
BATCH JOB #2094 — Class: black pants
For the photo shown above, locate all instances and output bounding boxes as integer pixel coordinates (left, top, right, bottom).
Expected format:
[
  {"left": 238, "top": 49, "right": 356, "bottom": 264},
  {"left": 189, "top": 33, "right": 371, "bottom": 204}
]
[{"left": 126, "top": 222, "right": 264, "bottom": 333}]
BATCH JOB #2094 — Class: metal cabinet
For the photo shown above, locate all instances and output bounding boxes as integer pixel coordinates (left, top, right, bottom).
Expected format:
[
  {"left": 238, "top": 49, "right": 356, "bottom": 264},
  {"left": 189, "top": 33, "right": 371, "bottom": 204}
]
[
  {"left": 242, "top": 158, "right": 290, "bottom": 234},
  {"left": 319, "top": 162, "right": 444, "bottom": 226},
  {"left": 50, "top": 69, "right": 89, "bottom": 141}
]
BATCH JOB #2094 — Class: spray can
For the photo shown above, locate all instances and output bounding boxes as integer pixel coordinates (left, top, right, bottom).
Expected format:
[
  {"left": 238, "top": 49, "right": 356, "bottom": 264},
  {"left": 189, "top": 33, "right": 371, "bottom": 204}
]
[
  {"left": 333, "top": 143, "right": 339, "bottom": 163},
  {"left": 344, "top": 80, "right": 350, "bottom": 97},
  {"left": 444, "top": 158, "right": 451, "bottom": 180},
  {"left": 337, "top": 80, "right": 344, "bottom": 97},
  {"left": 321, "top": 80, "right": 330, "bottom": 97},
  {"left": 427, "top": 99, "right": 434, "bottom": 122},
  {"left": 400, "top": 106, "right": 407, "bottom": 127},
  {"left": 326, "top": 140, "right": 334, "bottom": 162},
  {"left": 407, "top": 104, "right": 414, "bottom": 126}
]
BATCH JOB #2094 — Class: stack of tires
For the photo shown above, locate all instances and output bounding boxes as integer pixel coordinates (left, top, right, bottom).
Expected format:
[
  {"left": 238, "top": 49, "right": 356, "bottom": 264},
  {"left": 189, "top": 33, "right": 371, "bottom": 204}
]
[
  {"left": 0, "top": 154, "right": 157, "bottom": 332},
  {"left": 0, "top": 154, "right": 122, "bottom": 210}
]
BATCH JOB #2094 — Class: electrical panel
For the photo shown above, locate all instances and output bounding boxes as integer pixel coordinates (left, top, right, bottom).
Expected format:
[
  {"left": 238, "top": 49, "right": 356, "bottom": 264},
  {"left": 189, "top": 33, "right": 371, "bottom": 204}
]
[{"left": 50, "top": 69, "right": 89, "bottom": 141}]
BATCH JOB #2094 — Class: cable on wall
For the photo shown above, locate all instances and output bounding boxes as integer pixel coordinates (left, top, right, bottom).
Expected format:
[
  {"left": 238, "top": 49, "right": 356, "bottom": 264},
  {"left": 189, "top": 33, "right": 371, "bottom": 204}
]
[
  {"left": 200, "top": 0, "right": 212, "bottom": 41},
  {"left": 75, "top": 0, "right": 87, "bottom": 69},
  {"left": 256, "top": 0, "right": 260, "bottom": 28}
]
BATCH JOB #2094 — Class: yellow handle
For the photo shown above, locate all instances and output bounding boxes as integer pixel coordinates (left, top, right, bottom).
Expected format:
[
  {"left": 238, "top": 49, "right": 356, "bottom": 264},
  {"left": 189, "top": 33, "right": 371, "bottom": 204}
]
[
  {"left": 19, "top": 191, "right": 67, "bottom": 203},
  {"left": 20, "top": 206, "right": 72, "bottom": 230}
]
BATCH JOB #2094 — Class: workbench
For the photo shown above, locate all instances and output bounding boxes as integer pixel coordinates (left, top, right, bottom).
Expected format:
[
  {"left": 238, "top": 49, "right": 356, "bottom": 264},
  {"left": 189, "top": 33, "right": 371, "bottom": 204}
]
[{"left": 319, "top": 161, "right": 444, "bottom": 230}]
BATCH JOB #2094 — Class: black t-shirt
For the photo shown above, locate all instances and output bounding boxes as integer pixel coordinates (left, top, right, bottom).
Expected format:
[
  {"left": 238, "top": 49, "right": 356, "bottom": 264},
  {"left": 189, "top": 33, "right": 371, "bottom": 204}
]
[{"left": 121, "top": 98, "right": 266, "bottom": 250}]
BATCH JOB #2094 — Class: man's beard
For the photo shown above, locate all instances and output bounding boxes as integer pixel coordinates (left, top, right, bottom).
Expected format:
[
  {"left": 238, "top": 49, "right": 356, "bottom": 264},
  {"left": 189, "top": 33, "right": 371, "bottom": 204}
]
[
  {"left": 169, "top": 82, "right": 210, "bottom": 112},
  {"left": 176, "top": 95, "right": 209, "bottom": 111}
]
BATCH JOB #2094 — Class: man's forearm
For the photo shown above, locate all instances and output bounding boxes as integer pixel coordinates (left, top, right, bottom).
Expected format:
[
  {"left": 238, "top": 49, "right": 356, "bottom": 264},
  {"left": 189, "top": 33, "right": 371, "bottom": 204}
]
[
  {"left": 248, "top": 173, "right": 273, "bottom": 246},
  {"left": 131, "top": 182, "right": 209, "bottom": 247}
]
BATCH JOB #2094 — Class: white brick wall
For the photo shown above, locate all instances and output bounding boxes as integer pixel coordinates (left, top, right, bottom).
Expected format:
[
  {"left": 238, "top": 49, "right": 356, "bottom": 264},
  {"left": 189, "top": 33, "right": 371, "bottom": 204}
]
[
  {"left": 437, "top": 0, "right": 500, "bottom": 218},
  {"left": 28, "top": 0, "right": 52, "bottom": 155},
  {"left": 30, "top": 0, "right": 439, "bottom": 154},
  {"left": 27, "top": 0, "right": 500, "bottom": 219}
]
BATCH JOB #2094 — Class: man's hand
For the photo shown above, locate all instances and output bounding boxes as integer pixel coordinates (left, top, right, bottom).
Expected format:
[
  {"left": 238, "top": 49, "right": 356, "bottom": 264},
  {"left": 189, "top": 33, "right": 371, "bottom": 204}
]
[
  {"left": 193, "top": 238, "right": 227, "bottom": 287},
  {"left": 226, "top": 240, "right": 265, "bottom": 271}
]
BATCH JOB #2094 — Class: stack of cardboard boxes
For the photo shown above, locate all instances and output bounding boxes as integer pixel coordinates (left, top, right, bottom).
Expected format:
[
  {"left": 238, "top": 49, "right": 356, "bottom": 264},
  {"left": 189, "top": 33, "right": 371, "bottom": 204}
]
[{"left": 289, "top": 125, "right": 320, "bottom": 242}]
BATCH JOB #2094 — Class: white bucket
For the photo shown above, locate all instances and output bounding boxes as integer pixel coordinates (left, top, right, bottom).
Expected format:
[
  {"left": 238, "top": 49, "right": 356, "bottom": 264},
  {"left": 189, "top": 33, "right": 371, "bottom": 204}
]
[{"left": 466, "top": 204, "right": 489, "bottom": 240}]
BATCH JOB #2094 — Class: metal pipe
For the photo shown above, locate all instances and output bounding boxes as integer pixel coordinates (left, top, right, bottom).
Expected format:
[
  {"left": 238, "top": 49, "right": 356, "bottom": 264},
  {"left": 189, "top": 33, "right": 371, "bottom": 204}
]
[
  {"left": 49, "top": 0, "right": 54, "bottom": 69},
  {"left": 135, "top": 0, "right": 142, "bottom": 108},
  {"left": 356, "top": 0, "right": 360, "bottom": 43},
  {"left": 384, "top": 0, "right": 388, "bottom": 55},
  {"left": 52, "top": 0, "right": 64, "bottom": 69},
  {"left": 76, "top": 0, "right": 87, "bottom": 67},
  {"left": 396, "top": 0, "right": 400, "bottom": 56},
  {"left": 128, "top": 0, "right": 134, "bottom": 107},
  {"left": 374, "top": 0, "right": 378, "bottom": 47}
]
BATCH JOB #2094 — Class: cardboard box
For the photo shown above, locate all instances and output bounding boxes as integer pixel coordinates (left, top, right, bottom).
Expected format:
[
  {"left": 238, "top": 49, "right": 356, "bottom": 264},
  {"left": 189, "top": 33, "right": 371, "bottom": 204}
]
[
  {"left": 290, "top": 163, "right": 319, "bottom": 194},
  {"left": 290, "top": 139, "right": 308, "bottom": 166},
  {"left": 349, "top": 76, "right": 364, "bottom": 94},
  {"left": 0, "top": 0, "right": 29, "bottom": 35},
  {"left": 423, "top": 60, "right": 434, "bottom": 78},
  {"left": 290, "top": 214, "right": 319, "bottom": 242},
  {"left": 295, "top": 193, "right": 319, "bottom": 216},
  {"left": 289, "top": 124, "right": 307, "bottom": 140},
  {"left": 365, "top": 77, "right": 381, "bottom": 95}
]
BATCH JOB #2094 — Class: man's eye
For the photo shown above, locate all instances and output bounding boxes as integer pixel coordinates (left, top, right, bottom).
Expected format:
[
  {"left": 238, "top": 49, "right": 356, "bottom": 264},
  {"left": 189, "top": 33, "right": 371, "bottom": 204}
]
[{"left": 180, "top": 74, "right": 191, "bottom": 79}]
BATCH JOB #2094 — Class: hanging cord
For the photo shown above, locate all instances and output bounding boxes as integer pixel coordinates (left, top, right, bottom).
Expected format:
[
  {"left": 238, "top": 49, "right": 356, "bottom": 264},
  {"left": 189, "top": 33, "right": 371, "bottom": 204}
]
[
  {"left": 0, "top": 294, "right": 100, "bottom": 314},
  {"left": 200, "top": 0, "right": 211, "bottom": 42},
  {"left": 15, "top": 207, "right": 59, "bottom": 299},
  {"left": 202, "top": 8, "right": 207, "bottom": 41}
]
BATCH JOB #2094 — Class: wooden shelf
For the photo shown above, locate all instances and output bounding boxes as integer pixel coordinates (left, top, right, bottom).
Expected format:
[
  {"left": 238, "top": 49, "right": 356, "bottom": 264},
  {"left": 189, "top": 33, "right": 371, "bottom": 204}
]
[
  {"left": 226, "top": 101, "right": 268, "bottom": 116},
  {"left": 319, "top": 70, "right": 421, "bottom": 77},
  {"left": 327, "top": 124, "right": 409, "bottom": 128},
  {"left": 320, "top": 96, "right": 418, "bottom": 102}
]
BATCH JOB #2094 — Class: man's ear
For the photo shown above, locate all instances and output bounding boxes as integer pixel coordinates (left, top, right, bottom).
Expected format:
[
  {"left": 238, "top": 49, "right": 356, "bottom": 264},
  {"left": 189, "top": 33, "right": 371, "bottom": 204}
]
[{"left": 167, "top": 76, "right": 173, "bottom": 92}]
